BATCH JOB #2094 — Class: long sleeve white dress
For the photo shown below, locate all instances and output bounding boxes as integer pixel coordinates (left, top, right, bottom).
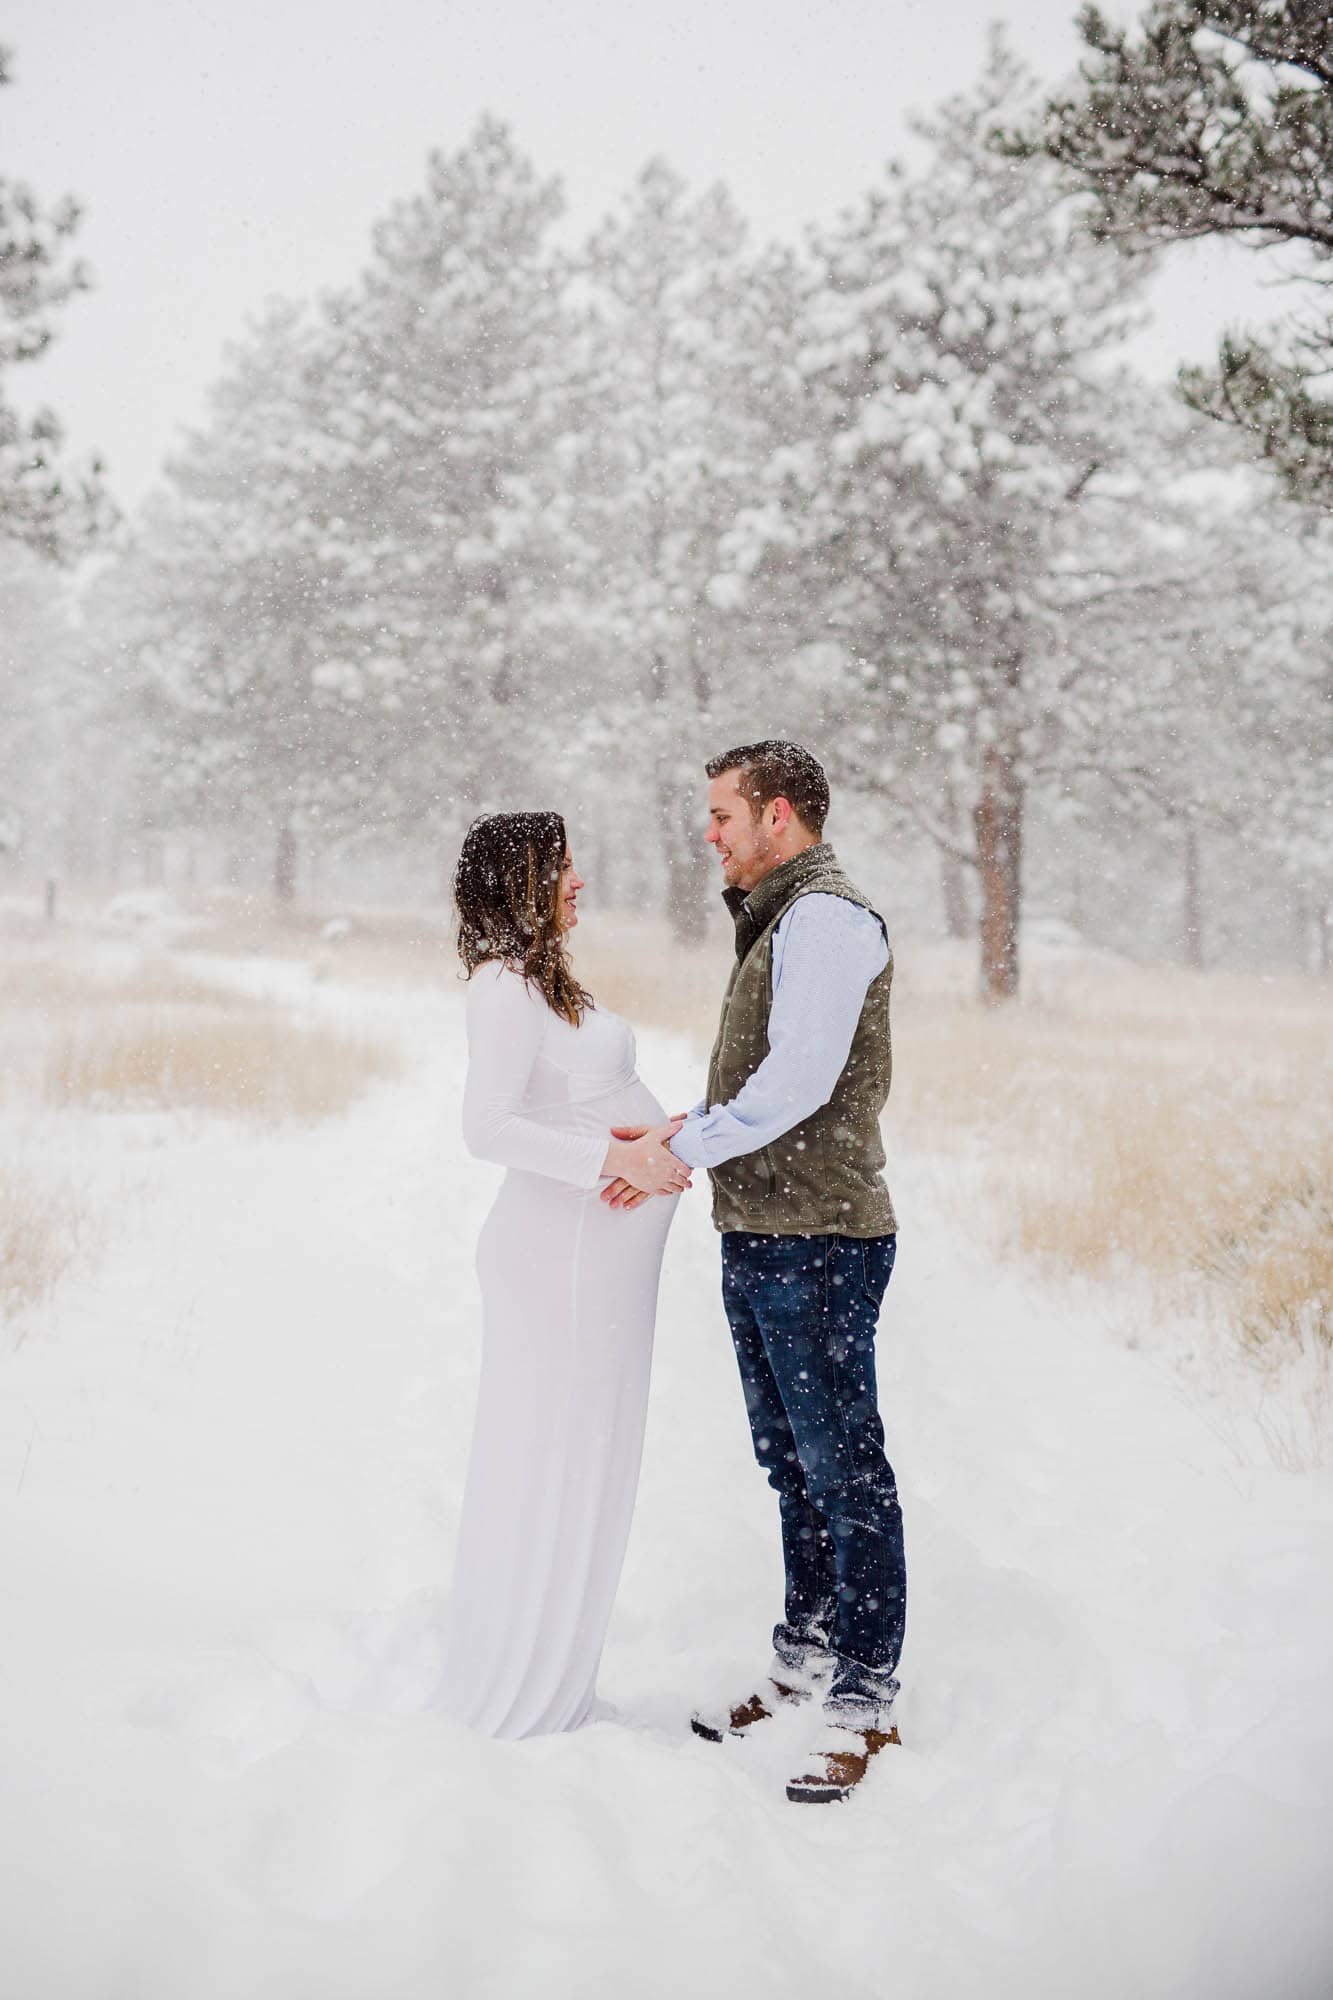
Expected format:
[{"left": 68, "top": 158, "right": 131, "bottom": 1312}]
[{"left": 435, "top": 960, "right": 679, "bottom": 1739}]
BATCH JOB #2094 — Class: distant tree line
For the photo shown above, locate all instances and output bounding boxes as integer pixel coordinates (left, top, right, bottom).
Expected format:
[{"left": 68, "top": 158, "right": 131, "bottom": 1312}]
[{"left": 1, "top": 14, "right": 1330, "bottom": 995}]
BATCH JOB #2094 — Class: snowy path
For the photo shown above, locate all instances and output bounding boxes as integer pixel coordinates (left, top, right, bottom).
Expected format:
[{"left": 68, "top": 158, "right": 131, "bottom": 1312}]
[{"left": 2, "top": 968, "right": 1332, "bottom": 2000}]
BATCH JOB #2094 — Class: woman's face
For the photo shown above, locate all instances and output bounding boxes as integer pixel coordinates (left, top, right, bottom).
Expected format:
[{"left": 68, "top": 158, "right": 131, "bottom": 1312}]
[{"left": 556, "top": 849, "right": 585, "bottom": 931}]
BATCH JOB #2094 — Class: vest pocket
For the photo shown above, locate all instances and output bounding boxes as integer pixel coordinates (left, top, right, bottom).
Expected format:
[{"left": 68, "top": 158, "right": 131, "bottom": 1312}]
[{"left": 760, "top": 1146, "right": 778, "bottom": 1198}]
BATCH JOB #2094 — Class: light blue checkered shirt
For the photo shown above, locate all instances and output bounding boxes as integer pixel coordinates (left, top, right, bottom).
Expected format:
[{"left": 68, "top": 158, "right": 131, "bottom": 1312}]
[{"left": 670, "top": 892, "right": 889, "bottom": 1172}]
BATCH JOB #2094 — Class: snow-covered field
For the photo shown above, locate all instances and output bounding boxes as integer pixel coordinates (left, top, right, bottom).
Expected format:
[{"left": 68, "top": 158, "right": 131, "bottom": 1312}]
[{"left": 3, "top": 943, "right": 1332, "bottom": 1999}]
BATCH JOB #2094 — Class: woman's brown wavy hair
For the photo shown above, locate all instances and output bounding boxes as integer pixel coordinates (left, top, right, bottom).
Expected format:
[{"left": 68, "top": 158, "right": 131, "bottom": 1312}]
[{"left": 453, "top": 811, "right": 592, "bottom": 1026}]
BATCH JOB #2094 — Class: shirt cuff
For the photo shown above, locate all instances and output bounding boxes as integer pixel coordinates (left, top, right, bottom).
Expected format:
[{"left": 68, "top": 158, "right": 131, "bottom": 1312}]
[{"left": 669, "top": 1118, "right": 708, "bottom": 1170}]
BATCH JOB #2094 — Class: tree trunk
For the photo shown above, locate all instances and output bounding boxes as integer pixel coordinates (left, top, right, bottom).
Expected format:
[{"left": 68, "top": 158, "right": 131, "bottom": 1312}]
[
  {"left": 939, "top": 780, "right": 972, "bottom": 940},
  {"left": 1067, "top": 864, "right": 1084, "bottom": 940},
  {"left": 973, "top": 743, "right": 1023, "bottom": 1003},
  {"left": 658, "top": 769, "right": 710, "bottom": 944},
  {"left": 274, "top": 824, "right": 298, "bottom": 905},
  {"left": 590, "top": 828, "right": 614, "bottom": 909},
  {"left": 941, "top": 846, "right": 971, "bottom": 941},
  {"left": 664, "top": 832, "right": 711, "bottom": 944},
  {"left": 1182, "top": 817, "right": 1203, "bottom": 969}
]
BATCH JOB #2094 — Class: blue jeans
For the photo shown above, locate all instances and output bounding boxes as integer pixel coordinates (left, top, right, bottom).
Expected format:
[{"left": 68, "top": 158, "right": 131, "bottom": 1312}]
[{"left": 721, "top": 1231, "right": 904, "bottom": 1726}]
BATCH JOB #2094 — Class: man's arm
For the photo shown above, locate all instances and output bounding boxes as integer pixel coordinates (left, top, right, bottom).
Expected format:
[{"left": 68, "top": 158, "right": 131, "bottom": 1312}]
[{"left": 668, "top": 895, "right": 888, "bottom": 1172}]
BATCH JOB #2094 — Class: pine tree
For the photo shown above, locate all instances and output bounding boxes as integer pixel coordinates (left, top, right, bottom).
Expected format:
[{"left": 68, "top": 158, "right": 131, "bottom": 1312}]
[
  {"left": 315, "top": 116, "right": 574, "bottom": 838},
  {"left": 0, "top": 44, "right": 112, "bottom": 559},
  {"left": 1206, "top": 507, "right": 1333, "bottom": 945},
  {"left": 570, "top": 162, "right": 803, "bottom": 940},
  {"left": 734, "top": 40, "right": 1143, "bottom": 999},
  {"left": 111, "top": 121, "right": 576, "bottom": 894},
  {"left": 108, "top": 300, "right": 367, "bottom": 895},
  {"left": 0, "top": 542, "right": 73, "bottom": 860},
  {"left": 1013, "top": 3, "right": 1333, "bottom": 506}
]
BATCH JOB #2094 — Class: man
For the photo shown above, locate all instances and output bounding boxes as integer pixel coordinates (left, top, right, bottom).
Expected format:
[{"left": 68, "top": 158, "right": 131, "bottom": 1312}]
[{"left": 603, "top": 740, "right": 904, "bottom": 1804}]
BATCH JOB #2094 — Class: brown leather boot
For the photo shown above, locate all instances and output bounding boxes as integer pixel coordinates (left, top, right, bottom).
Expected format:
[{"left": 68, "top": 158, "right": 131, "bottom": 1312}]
[
  {"left": 785, "top": 1721, "right": 901, "bottom": 1802},
  {"left": 689, "top": 1678, "right": 808, "bottom": 1743}
]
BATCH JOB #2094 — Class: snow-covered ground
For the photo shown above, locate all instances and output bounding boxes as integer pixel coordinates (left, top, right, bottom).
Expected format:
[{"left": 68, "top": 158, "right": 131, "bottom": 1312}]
[{"left": 2, "top": 958, "right": 1332, "bottom": 1999}]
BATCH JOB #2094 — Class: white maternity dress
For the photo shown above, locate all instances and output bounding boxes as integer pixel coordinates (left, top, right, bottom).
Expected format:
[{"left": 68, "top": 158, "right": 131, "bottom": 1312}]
[{"left": 436, "top": 961, "right": 679, "bottom": 1739}]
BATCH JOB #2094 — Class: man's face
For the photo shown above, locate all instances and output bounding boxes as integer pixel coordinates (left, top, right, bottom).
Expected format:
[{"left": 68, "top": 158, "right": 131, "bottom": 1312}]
[{"left": 705, "top": 769, "right": 776, "bottom": 892}]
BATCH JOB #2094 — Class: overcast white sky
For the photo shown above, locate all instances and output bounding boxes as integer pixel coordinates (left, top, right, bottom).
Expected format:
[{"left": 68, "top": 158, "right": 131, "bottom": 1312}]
[{"left": 7, "top": 0, "right": 1290, "bottom": 514}]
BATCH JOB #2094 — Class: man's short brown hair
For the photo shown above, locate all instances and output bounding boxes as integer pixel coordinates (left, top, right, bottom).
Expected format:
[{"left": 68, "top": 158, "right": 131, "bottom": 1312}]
[{"left": 704, "top": 740, "right": 830, "bottom": 838}]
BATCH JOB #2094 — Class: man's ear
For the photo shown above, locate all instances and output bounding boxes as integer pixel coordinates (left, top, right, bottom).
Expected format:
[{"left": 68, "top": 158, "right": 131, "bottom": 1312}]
[{"left": 769, "top": 795, "right": 793, "bottom": 835}]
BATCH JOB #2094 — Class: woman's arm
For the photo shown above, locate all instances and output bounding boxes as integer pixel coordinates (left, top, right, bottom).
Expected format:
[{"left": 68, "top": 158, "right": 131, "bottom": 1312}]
[
  {"left": 462, "top": 965, "right": 609, "bottom": 1187},
  {"left": 462, "top": 965, "right": 690, "bottom": 1195}
]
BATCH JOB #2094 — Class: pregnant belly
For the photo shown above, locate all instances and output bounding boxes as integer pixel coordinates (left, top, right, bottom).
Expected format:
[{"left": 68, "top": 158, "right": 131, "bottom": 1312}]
[
  {"left": 489, "top": 1076, "right": 672, "bottom": 1214},
  {"left": 577, "top": 1077, "right": 670, "bottom": 1189},
  {"left": 600, "top": 1077, "right": 668, "bottom": 1131},
  {"left": 482, "top": 1073, "right": 679, "bottom": 1266}
]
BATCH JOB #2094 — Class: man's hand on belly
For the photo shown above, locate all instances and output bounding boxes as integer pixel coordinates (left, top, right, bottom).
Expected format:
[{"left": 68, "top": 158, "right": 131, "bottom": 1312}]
[{"left": 601, "top": 1120, "right": 690, "bottom": 1210}]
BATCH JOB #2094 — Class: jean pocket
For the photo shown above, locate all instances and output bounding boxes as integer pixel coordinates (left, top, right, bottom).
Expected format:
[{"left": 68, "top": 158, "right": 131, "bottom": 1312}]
[{"left": 860, "top": 1235, "right": 896, "bottom": 1305}]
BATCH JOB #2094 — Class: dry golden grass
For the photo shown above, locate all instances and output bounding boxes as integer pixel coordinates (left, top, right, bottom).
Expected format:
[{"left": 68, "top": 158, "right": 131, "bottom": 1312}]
[
  {"left": 0, "top": 950, "right": 266, "bottom": 1017},
  {"left": 43, "top": 1010, "right": 400, "bottom": 1122},
  {"left": 0, "top": 922, "right": 402, "bottom": 1123},
  {"left": 577, "top": 925, "right": 1333, "bottom": 1359},
  {"left": 885, "top": 956, "right": 1332, "bottom": 1353},
  {"left": 182, "top": 890, "right": 457, "bottom": 988},
  {"left": 0, "top": 1168, "right": 81, "bottom": 1318},
  {"left": 0, "top": 913, "right": 404, "bottom": 1323},
  {"left": 7, "top": 890, "right": 1326, "bottom": 1354},
  {"left": 571, "top": 914, "right": 734, "bottom": 1046}
]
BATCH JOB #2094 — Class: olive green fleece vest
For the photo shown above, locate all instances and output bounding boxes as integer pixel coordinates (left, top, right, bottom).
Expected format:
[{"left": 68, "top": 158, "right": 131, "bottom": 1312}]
[{"left": 705, "top": 843, "right": 897, "bottom": 1239}]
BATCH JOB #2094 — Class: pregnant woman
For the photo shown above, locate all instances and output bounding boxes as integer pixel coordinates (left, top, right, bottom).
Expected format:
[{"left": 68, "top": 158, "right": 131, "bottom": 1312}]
[{"left": 435, "top": 811, "right": 689, "bottom": 1739}]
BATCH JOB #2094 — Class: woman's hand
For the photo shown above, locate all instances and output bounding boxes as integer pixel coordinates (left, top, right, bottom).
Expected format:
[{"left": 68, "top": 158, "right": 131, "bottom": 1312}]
[
  {"left": 601, "top": 1119, "right": 691, "bottom": 1200},
  {"left": 601, "top": 1118, "right": 691, "bottom": 1208},
  {"left": 601, "top": 1150, "right": 651, "bottom": 1209}
]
